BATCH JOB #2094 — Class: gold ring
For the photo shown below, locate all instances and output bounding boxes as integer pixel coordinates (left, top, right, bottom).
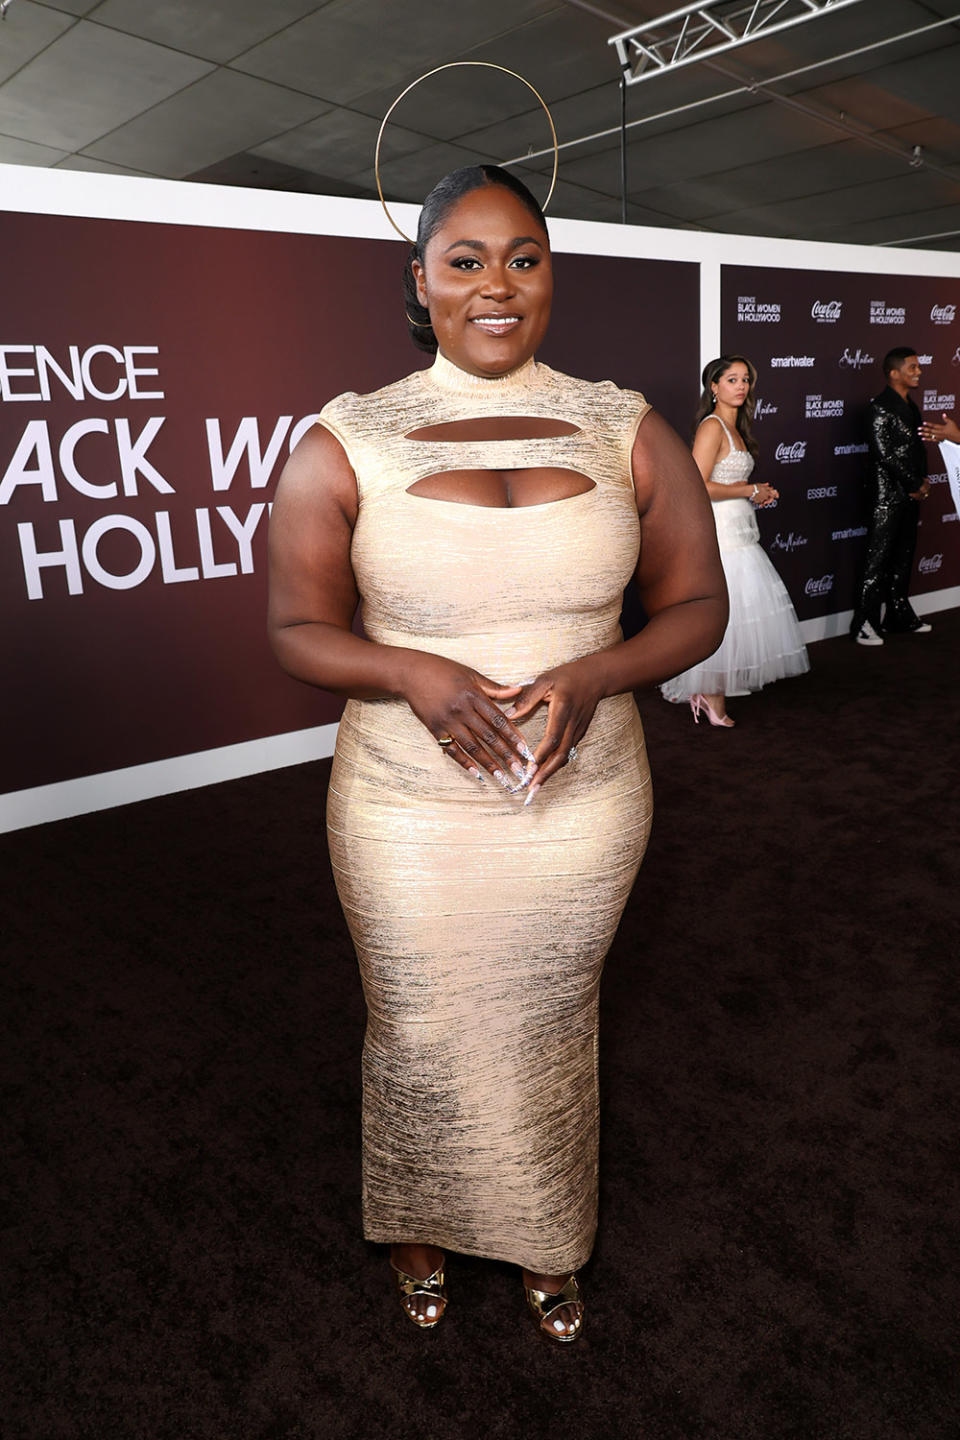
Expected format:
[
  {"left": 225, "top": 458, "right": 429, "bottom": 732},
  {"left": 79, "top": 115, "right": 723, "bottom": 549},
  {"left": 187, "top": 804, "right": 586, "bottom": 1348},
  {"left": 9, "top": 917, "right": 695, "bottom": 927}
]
[
  {"left": 375, "top": 61, "right": 559, "bottom": 245},
  {"left": 436, "top": 735, "right": 455, "bottom": 746}
]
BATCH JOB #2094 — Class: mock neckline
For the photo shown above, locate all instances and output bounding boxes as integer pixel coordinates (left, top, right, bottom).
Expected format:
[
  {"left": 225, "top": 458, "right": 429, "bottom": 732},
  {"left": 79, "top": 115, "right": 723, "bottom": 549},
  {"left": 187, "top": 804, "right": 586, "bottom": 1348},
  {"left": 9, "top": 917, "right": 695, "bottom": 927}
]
[{"left": 427, "top": 351, "right": 540, "bottom": 394}]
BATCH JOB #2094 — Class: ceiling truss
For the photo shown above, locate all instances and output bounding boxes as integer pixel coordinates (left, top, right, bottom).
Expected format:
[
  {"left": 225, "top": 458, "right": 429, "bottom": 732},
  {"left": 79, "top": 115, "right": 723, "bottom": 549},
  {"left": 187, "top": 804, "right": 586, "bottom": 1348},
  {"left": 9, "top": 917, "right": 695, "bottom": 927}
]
[{"left": 609, "top": 0, "right": 866, "bottom": 85}]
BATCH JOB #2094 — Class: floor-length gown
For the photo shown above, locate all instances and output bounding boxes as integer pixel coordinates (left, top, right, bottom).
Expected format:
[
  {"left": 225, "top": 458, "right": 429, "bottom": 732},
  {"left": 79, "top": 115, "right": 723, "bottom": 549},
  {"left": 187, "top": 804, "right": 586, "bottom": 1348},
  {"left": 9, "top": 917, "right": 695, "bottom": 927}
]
[
  {"left": 318, "top": 352, "right": 653, "bottom": 1274},
  {"left": 661, "top": 414, "right": 809, "bottom": 701}
]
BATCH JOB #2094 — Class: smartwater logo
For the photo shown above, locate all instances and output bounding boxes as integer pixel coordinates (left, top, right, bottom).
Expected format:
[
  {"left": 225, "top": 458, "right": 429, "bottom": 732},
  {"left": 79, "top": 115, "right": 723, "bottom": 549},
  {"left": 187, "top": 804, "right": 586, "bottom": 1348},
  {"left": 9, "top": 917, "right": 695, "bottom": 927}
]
[
  {"left": 931, "top": 303, "right": 956, "bottom": 325},
  {"left": 755, "top": 398, "right": 778, "bottom": 419},
  {"left": 923, "top": 389, "right": 956, "bottom": 410},
  {"left": 918, "top": 354, "right": 933, "bottom": 365},
  {"left": 807, "top": 485, "right": 838, "bottom": 499},
  {"left": 839, "top": 348, "right": 875, "bottom": 370},
  {"left": 770, "top": 532, "right": 808, "bottom": 552},
  {"left": 832, "top": 526, "right": 868, "bottom": 540},
  {"left": 805, "top": 394, "right": 844, "bottom": 418},
  {"left": 811, "top": 300, "right": 842, "bottom": 323},
  {"left": 870, "top": 300, "right": 906, "bottom": 325},
  {"left": 770, "top": 355, "right": 814, "bottom": 368},
  {"left": 804, "top": 575, "right": 834, "bottom": 597},
  {"left": 738, "top": 295, "right": 781, "bottom": 323},
  {"left": 834, "top": 443, "right": 868, "bottom": 456},
  {"left": 775, "top": 440, "right": 807, "bottom": 463},
  {"left": 944, "top": 512, "right": 959, "bottom": 523},
  {"left": 918, "top": 554, "right": 943, "bottom": 574}
]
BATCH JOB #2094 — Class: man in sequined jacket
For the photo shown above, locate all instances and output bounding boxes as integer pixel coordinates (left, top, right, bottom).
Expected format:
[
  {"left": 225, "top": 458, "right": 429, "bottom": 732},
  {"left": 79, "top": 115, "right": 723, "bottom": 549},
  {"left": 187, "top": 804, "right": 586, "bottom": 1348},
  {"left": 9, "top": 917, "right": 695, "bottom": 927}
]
[{"left": 850, "top": 347, "right": 932, "bottom": 645}]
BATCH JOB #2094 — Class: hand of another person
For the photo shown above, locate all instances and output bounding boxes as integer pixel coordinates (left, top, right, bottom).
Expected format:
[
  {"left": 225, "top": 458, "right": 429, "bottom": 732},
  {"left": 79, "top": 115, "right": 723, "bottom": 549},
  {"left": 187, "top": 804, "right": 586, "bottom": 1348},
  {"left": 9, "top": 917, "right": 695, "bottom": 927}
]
[
  {"left": 909, "top": 481, "right": 931, "bottom": 501},
  {"left": 506, "top": 658, "right": 607, "bottom": 804},
  {"left": 401, "top": 651, "right": 535, "bottom": 791},
  {"left": 919, "top": 412, "right": 960, "bottom": 444},
  {"left": 752, "top": 482, "right": 778, "bottom": 507}
]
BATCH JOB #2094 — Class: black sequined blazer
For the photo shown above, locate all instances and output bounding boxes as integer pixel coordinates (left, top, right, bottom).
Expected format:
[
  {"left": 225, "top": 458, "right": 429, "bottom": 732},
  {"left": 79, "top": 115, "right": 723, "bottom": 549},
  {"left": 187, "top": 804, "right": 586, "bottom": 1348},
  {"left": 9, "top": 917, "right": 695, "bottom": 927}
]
[{"left": 867, "top": 385, "right": 927, "bottom": 500}]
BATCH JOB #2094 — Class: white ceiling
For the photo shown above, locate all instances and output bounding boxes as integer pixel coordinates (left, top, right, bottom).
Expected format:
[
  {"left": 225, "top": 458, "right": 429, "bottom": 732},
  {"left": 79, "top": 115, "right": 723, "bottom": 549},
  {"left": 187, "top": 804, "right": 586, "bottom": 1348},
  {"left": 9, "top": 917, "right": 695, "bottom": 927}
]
[{"left": 2, "top": 0, "right": 960, "bottom": 250}]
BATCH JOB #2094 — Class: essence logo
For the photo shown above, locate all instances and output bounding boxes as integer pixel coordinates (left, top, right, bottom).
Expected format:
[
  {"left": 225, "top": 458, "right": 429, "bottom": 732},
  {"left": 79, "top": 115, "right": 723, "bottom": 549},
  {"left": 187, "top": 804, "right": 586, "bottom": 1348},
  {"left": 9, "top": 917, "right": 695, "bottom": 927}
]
[
  {"left": 918, "top": 554, "right": 943, "bottom": 574},
  {"left": 775, "top": 440, "right": 807, "bottom": 463},
  {"left": 804, "top": 575, "right": 834, "bottom": 597},
  {"left": 805, "top": 394, "right": 844, "bottom": 418},
  {"left": 807, "top": 485, "right": 838, "bottom": 499},
  {"left": 840, "top": 348, "right": 875, "bottom": 370},
  {"left": 931, "top": 304, "right": 956, "bottom": 325},
  {"left": 832, "top": 526, "right": 868, "bottom": 540},
  {"left": 811, "top": 300, "right": 842, "bottom": 323},
  {"left": 738, "top": 295, "right": 781, "bottom": 323},
  {"left": 770, "top": 355, "right": 814, "bottom": 367},
  {"left": 923, "top": 389, "right": 956, "bottom": 411},
  {"left": 770, "top": 532, "right": 808, "bottom": 552},
  {"left": 755, "top": 398, "right": 778, "bottom": 419},
  {"left": 869, "top": 299, "right": 906, "bottom": 325},
  {"left": 928, "top": 471, "right": 948, "bottom": 485}
]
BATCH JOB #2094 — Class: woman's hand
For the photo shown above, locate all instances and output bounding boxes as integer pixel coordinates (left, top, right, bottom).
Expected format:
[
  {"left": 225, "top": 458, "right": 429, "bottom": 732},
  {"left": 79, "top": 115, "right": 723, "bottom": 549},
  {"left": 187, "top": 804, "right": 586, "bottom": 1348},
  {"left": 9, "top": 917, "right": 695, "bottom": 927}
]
[
  {"left": 751, "top": 482, "right": 778, "bottom": 507},
  {"left": 919, "top": 411, "right": 960, "bottom": 444},
  {"left": 400, "top": 651, "right": 535, "bottom": 791},
  {"left": 505, "top": 656, "right": 607, "bottom": 804}
]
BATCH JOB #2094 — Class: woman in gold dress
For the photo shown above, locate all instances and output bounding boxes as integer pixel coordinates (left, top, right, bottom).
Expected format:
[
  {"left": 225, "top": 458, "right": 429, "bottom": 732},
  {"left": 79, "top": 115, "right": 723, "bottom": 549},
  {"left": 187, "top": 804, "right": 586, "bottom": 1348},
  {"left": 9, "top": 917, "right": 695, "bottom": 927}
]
[{"left": 268, "top": 165, "right": 727, "bottom": 1342}]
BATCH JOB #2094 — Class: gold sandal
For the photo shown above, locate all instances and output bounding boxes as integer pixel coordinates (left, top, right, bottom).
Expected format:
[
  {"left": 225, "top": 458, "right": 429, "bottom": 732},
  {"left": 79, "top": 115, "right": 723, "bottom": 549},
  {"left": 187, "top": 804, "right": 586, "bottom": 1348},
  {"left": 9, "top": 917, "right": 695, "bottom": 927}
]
[
  {"left": 391, "top": 1259, "right": 447, "bottom": 1329},
  {"left": 524, "top": 1273, "right": 584, "bottom": 1343}
]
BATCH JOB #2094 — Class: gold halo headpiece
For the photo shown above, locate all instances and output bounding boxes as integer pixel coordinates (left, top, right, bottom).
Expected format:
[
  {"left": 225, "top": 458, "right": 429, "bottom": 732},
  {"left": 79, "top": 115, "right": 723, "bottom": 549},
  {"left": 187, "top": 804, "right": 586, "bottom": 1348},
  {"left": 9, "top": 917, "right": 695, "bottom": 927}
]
[{"left": 375, "top": 61, "right": 559, "bottom": 247}]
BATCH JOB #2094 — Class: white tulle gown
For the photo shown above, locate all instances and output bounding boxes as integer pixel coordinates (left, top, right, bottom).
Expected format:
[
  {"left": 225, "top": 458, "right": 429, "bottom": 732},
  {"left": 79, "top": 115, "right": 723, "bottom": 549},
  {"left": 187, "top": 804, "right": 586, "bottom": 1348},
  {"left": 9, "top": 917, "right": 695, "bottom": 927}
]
[{"left": 661, "top": 414, "right": 809, "bottom": 701}]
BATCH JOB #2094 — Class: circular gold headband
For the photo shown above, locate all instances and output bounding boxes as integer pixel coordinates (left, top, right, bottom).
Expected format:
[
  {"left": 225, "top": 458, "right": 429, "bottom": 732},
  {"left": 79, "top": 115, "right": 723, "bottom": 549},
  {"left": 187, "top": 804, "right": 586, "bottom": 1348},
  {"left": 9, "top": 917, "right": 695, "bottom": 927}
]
[{"left": 374, "top": 61, "right": 559, "bottom": 246}]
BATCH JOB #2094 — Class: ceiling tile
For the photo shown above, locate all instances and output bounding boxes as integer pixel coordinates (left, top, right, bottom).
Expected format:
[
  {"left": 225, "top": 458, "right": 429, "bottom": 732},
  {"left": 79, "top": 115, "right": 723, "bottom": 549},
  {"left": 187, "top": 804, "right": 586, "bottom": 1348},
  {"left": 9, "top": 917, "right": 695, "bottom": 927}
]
[
  {"left": 0, "top": 0, "right": 76, "bottom": 85},
  {"left": 231, "top": 0, "right": 554, "bottom": 105},
  {"left": 350, "top": 140, "right": 493, "bottom": 205},
  {"left": 0, "top": 132, "right": 67, "bottom": 165},
  {"left": 253, "top": 106, "right": 423, "bottom": 182},
  {"left": 0, "top": 20, "right": 212, "bottom": 150},
  {"left": 90, "top": 0, "right": 324, "bottom": 65},
  {"left": 34, "top": 0, "right": 101, "bottom": 13},
  {"left": 84, "top": 68, "right": 326, "bottom": 177},
  {"left": 54, "top": 153, "right": 158, "bottom": 176}
]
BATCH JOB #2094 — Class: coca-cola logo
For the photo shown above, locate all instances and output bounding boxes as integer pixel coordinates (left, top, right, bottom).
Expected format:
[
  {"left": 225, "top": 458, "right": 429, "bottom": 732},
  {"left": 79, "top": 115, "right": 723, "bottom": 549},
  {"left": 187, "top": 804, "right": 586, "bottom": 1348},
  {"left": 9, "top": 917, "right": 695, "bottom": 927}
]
[
  {"left": 839, "top": 347, "right": 875, "bottom": 370},
  {"left": 931, "top": 304, "right": 956, "bottom": 325},
  {"left": 812, "top": 300, "right": 842, "bottom": 322},
  {"left": 918, "top": 554, "right": 943, "bottom": 574},
  {"left": 775, "top": 440, "right": 807, "bottom": 463},
  {"left": 804, "top": 574, "right": 834, "bottom": 596}
]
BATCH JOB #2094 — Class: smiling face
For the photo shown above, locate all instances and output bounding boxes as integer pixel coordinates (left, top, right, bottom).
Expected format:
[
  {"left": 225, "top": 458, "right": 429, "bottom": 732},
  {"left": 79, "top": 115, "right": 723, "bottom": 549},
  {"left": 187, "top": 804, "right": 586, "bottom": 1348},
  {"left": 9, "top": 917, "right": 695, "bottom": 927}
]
[
  {"left": 890, "top": 353, "right": 921, "bottom": 389},
  {"left": 412, "top": 184, "right": 553, "bottom": 378},
  {"left": 712, "top": 361, "right": 752, "bottom": 409}
]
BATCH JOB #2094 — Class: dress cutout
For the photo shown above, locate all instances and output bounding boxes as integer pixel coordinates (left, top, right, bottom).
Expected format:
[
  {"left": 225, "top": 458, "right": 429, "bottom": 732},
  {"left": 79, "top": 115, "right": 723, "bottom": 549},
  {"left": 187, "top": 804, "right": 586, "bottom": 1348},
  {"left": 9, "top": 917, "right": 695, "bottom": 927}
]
[
  {"left": 661, "top": 413, "right": 809, "bottom": 701},
  {"left": 318, "top": 352, "right": 653, "bottom": 1272}
]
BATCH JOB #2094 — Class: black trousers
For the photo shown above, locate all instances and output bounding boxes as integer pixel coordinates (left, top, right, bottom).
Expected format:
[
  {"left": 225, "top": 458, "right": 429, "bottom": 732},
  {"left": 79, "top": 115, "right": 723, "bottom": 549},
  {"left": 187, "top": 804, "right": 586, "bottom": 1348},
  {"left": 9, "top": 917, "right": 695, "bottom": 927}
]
[{"left": 852, "top": 485, "right": 920, "bottom": 632}]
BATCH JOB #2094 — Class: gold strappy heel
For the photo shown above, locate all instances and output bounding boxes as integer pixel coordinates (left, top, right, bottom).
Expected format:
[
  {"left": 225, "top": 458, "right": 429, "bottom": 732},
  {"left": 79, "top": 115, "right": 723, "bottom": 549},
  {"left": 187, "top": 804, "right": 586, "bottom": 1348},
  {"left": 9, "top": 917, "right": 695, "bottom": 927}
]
[
  {"left": 391, "top": 1259, "right": 447, "bottom": 1329},
  {"left": 524, "top": 1273, "right": 584, "bottom": 1343}
]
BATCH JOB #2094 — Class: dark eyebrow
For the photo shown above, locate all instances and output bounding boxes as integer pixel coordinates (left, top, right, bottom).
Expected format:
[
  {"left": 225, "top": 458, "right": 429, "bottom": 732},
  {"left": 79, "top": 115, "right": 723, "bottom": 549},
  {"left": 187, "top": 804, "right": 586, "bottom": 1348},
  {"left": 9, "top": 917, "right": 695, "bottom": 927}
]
[{"left": 442, "top": 235, "right": 545, "bottom": 255}]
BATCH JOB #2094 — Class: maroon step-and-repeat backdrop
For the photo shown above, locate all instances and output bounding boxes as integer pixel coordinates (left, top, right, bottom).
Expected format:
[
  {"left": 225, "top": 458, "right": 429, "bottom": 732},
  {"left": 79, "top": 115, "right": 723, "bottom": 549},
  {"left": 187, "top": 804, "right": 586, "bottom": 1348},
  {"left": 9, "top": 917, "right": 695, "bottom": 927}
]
[
  {"left": 722, "top": 265, "right": 960, "bottom": 622},
  {"left": 0, "top": 210, "right": 698, "bottom": 797}
]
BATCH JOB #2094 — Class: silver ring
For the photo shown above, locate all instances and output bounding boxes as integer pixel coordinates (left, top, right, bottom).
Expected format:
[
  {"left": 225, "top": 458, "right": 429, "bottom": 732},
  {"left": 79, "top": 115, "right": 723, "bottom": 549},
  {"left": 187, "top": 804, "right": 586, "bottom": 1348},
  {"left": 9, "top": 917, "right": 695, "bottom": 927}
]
[{"left": 567, "top": 745, "right": 579, "bottom": 761}]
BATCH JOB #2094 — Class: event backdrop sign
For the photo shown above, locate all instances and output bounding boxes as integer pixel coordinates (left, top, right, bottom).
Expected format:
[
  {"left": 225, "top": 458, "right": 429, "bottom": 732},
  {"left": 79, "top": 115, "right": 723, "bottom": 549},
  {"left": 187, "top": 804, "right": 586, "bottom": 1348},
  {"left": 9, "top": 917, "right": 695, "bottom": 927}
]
[
  {"left": 721, "top": 266, "right": 960, "bottom": 622},
  {"left": 0, "top": 209, "right": 698, "bottom": 797}
]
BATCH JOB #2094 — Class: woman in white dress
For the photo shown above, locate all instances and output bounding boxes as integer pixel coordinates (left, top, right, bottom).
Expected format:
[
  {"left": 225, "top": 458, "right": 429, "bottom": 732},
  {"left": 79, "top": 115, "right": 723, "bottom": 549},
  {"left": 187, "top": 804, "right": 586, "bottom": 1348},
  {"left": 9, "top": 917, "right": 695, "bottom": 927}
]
[{"left": 661, "top": 355, "right": 809, "bottom": 725}]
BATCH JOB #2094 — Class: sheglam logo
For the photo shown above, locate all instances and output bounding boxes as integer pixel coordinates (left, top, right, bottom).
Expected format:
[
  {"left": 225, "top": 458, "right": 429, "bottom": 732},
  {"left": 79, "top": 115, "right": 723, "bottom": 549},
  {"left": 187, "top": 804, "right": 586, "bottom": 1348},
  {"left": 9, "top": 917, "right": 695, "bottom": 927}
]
[
  {"left": 931, "top": 304, "right": 956, "bottom": 325},
  {"left": 918, "top": 554, "right": 943, "bottom": 574},
  {"left": 811, "top": 300, "right": 842, "bottom": 322},
  {"left": 951, "top": 346, "right": 960, "bottom": 367},
  {"left": 755, "top": 398, "right": 778, "bottom": 418},
  {"left": 775, "top": 440, "right": 807, "bottom": 462},
  {"left": 840, "top": 348, "right": 875, "bottom": 369},
  {"left": 805, "top": 574, "right": 834, "bottom": 596},
  {"left": 770, "top": 532, "right": 808, "bottom": 552}
]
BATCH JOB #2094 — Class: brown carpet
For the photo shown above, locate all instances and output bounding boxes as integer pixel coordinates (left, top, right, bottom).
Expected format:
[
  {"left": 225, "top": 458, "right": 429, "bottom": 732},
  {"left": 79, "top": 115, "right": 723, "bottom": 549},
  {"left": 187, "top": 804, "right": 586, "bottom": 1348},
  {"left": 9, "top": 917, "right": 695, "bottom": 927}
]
[{"left": 3, "top": 614, "right": 959, "bottom": 1439}]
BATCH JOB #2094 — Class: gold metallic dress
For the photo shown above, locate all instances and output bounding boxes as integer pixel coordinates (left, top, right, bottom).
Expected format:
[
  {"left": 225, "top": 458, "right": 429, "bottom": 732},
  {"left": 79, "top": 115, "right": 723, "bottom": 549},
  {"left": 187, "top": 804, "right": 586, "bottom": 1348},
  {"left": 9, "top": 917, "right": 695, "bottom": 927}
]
[{"left": 319, "top": 352, "right": 653, "bottom": 1274}]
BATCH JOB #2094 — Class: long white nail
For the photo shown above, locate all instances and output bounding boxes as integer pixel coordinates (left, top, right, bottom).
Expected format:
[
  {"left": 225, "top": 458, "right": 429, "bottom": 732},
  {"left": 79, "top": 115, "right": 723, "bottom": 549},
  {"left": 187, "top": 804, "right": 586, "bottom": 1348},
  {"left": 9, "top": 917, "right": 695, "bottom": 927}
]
[{"left": 523, "top": 782, "right": 541, "bottom": 807}]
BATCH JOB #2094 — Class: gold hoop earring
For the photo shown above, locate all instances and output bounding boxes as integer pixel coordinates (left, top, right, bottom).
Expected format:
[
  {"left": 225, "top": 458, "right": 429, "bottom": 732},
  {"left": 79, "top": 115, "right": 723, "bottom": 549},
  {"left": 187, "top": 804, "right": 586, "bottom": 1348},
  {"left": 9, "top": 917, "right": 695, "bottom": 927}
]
[{"left": 375, "top": 61, "right": 559, "bottom": 245}]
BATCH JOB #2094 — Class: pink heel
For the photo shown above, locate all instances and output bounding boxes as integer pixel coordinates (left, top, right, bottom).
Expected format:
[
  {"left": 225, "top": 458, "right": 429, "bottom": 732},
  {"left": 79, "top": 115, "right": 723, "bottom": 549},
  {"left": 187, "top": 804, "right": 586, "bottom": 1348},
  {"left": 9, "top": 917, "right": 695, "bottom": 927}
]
[{"left": 690, "top": 694, "right": 735, "bottom": 728}]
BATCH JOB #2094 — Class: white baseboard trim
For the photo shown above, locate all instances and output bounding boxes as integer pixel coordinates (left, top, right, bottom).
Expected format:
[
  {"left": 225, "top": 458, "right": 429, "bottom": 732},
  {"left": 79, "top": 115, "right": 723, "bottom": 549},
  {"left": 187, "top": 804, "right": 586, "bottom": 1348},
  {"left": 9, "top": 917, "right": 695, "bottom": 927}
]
[
  {"left": 0, "top": 722, "right": 339, "bottom": 835},
  {"left": 800, "top": 585, "right": 959, "bottom": 643}
]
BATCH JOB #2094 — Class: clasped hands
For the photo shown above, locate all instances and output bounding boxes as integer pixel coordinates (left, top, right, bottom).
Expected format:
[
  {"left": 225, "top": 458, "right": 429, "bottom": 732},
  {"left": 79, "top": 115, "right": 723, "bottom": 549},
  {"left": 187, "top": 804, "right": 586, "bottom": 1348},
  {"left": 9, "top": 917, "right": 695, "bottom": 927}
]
[{"left": 403, "top": 651, "right": 605, "bottom": 806}]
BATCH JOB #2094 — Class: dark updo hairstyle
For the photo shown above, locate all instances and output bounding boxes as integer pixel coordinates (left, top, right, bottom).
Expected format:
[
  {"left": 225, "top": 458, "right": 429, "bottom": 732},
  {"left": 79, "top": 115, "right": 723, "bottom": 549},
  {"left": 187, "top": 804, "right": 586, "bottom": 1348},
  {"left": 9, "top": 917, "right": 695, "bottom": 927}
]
[
  {"left": 694, "top": 354, "right": 760, "bottom": 459},
  {"left": 402, "top": 164, "right": 549, "bottom": 354}
]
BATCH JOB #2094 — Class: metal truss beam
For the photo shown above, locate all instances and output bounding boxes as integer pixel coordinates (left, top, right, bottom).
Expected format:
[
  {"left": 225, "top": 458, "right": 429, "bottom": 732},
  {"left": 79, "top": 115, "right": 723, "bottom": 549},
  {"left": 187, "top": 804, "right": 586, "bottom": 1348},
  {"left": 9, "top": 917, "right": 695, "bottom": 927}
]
[{"left": 609, "top": 0, "right": 866, "bottom": 86}]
